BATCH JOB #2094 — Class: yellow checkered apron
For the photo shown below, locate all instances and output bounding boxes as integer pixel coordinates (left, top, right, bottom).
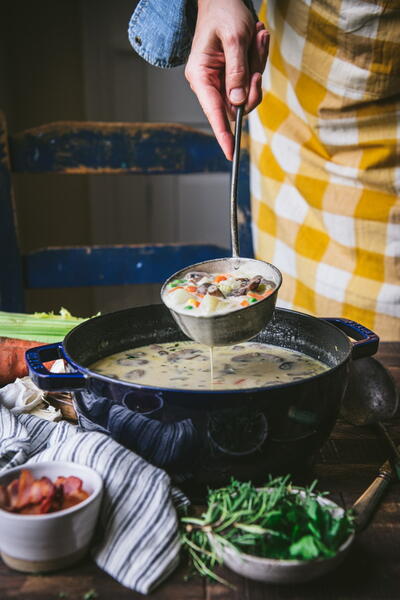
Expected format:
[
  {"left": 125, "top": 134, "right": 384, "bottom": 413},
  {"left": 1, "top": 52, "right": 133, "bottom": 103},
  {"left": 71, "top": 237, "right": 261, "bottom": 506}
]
[{"left": 249, "top": 0, "right": 400, "bottom": 340}]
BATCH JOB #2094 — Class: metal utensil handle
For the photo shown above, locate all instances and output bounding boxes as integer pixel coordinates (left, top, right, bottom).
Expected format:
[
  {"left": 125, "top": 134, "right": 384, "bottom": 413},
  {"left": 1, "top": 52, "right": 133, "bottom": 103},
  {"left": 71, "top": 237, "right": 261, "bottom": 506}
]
[
  {"left": 230, "top": 105, "right": 244, "bottom": 258},
  {"left": 375, "top": 422, "right": 400, "bottom": 478},
  {"left": 352, "top": 464, "right": 392, "bottom": 532}
]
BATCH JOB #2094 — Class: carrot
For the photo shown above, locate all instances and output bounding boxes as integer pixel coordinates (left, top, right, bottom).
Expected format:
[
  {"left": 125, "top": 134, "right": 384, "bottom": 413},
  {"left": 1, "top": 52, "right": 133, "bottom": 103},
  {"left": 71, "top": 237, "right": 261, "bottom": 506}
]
[
  {"left": 185, "top": 286, "right": 198, "bottom": 293},
  {"left": 214, "top": 275, "right": 227, "bottom": 283},
  {"left": 167, "top": 286, "right": 184, "bottom": 293},
  {"left": 187, "top": 299, "right": 200, "bottom": 308},
  {"left": 234, "top": 378, "right": 247, "bottom": 385},
  {"left": 248, "top": 290, "right": 274, "bottom": 301},
  {"left": 240, "top": 300, "right": 249, "bottom": 307}
]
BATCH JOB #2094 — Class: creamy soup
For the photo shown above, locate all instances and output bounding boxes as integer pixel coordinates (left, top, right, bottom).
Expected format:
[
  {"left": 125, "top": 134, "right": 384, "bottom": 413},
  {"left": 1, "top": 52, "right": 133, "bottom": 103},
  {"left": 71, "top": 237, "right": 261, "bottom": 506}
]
[
  {"left": 163, "top": 270, "right": 276, "bottom": 316},
  {"left": 89, "top": 341, "right": 328, "bottom": 390}
]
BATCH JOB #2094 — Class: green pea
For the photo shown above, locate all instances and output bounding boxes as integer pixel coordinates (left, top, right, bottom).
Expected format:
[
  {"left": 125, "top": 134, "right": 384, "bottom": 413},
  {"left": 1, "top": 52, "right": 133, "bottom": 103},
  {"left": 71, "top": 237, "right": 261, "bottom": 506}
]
[
  {"left": 168, "top": 279, "right": 183, "bottom": 288},
  {"left": 184, "top": 305, "right": 194, "bottom": 310},
  {"left": 250, "top": 297, "right": 258, "bottom": 303}
]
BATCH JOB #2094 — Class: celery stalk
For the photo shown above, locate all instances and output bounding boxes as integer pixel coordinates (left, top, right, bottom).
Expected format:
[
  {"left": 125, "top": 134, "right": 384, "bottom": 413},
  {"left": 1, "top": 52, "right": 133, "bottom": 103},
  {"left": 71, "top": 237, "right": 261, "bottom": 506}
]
[{"left": 0, "top": 308, "right": 94, "bottom": 343}]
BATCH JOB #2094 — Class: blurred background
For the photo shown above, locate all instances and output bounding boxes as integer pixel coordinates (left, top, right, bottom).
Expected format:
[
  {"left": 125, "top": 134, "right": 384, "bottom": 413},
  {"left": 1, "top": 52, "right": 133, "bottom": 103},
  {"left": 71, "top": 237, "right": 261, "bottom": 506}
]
[{"left": 0, "top": 0, "right": 239, "bottom": 317}]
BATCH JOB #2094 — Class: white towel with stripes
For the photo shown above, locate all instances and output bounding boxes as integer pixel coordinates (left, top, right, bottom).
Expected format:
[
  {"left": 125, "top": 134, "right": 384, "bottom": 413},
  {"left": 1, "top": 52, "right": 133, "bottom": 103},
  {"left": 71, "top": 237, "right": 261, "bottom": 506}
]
[{"left": 0, "top": 404, "right": 188, "bottom": 594}]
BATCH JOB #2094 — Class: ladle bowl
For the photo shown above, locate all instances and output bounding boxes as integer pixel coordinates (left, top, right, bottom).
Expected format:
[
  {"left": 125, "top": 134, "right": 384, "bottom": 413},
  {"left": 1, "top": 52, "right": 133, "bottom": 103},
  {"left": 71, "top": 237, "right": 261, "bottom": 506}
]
[
  {"left": 341, "top": 356, "right": 400, "bottom": 474},
  {"left": 161, "top": 257, "right": 282, "bottom": 346},
  {"left": 161, "top": 105, "right": 282, "bottom": 346}
]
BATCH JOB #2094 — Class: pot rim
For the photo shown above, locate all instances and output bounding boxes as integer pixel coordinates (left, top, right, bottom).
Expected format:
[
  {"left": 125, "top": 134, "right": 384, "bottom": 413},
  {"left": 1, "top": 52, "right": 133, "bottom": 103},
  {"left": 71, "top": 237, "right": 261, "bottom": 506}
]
[{"left": 61, "top": 306, "right": 354, "bottom": 395}]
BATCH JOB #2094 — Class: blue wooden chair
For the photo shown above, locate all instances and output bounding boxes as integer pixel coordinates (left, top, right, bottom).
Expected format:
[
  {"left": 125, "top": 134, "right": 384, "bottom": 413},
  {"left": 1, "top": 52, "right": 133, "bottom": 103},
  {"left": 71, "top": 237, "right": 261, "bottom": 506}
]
[{"left": 0, "top": 112, "right": 253, "bottom": 312}]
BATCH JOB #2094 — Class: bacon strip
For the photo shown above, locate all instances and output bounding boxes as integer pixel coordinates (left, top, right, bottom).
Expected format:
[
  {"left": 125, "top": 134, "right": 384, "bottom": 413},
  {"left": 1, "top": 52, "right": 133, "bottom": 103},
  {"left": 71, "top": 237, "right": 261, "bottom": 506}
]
[{"left": 0, "top": 470, "right": 89, "bottom": 514}]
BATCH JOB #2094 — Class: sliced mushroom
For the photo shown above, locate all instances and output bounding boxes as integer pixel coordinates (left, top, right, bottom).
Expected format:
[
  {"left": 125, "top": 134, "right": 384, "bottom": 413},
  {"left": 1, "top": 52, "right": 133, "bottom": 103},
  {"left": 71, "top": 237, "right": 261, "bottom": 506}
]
[
  {"left": 117, "top": 358, "right": 148, "bottom": 366},
  {"left": 231, "top": 352, "right": 275, "bottom": 362},
  {"left": 248, "top": 275, "right": 266, "bottom": 291},
  {"left": 229, "top": 285, "right": 249, "bottom": 297},
  {"left": 207, "top": 284, "right": 224, "bottom": 298},
  {"left": 197, "top": 282, "right": 211, "bottom": 295},
  {"left": 185, "top": 271, "right": 208, "bottom": 283},
  {"left": 168, "top": 348, "right": 204, "bottom": 361},
  {"left": 279, "top": 361, "right": 295, "bottom": 370},
  {"left": 126, "top": 369, "right": 146, "bottom": 379}
]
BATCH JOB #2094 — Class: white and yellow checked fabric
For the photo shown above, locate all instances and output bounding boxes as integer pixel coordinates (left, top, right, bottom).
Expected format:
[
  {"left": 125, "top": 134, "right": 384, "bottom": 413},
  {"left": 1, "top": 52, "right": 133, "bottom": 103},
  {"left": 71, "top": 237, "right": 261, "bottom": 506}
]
[{"left": 249, "top": 0, "right": 400, "bottom": 340}]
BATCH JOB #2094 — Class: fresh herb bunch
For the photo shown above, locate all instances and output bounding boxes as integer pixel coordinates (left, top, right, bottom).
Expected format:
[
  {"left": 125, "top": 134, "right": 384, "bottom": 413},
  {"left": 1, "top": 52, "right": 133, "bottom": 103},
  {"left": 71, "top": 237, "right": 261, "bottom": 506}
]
[{"left": 180, "top": 476, "right": 354, "bottom": 584}]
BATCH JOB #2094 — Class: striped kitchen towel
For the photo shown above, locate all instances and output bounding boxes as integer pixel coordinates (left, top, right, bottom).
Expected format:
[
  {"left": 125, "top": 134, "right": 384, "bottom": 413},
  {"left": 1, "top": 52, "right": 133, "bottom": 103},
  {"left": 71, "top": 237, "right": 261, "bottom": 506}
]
[{"left": 0, "top": 404, "right": 188, "bottom": 594}]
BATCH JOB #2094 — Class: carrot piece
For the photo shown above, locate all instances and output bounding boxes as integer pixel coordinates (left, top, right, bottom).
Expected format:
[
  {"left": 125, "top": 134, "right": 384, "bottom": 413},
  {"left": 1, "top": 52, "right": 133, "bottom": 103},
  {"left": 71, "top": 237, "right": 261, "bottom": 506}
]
[
  {"left": 185, "top": 286, "right": 198, "bottom": 293},
  {"left": 240, "top": 300, "right": 249, "bottom": 307},
  {"left": 187, "top": 299, "right": 200, "bottom": 308},
  {"left": 167, "top": 286, "right": 184, "bottom": 293},
  {"left": 248, "top": 290, "right": 274, "bottom": 301},
  {"left": 214, "top": 275, "right": 227, "bottom": 283}
]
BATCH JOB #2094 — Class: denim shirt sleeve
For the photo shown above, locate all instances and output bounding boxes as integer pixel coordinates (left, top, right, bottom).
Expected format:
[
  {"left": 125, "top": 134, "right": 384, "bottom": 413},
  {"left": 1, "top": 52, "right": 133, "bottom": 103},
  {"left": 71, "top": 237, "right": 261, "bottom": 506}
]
[{"left": 128, "top": 0, "right": 257, "bottom": 69}]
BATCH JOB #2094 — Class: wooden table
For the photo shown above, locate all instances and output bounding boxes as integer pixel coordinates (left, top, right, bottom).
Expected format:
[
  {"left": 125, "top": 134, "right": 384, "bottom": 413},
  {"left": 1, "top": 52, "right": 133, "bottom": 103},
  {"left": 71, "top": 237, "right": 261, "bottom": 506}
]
[{"left": 1, "top": 343, "right": 399, "bottom": 599}]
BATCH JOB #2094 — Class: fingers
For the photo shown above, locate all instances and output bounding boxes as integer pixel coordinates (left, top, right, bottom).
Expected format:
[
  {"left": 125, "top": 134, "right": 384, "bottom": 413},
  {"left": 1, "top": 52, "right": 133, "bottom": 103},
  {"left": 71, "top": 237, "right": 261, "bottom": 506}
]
[
  {"left": 250, "top": 24, "right": 270, "bottom": 76},
  {"left": 245, "top": 72, "right": 263, "bottom": 113},
  {"left": 189, "top": 78, "right": 234, "bottom": 160},
  {"left": 223, "top": 23, "right": 269, "bottom": 117},
  {"left": 222, "top": 32, "right": 251, "bottom": 106}
]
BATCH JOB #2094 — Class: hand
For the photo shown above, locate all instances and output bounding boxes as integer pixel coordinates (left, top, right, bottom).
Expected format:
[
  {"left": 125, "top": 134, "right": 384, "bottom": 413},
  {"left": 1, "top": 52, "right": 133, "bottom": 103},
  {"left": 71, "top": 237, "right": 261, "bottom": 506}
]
[{"left": 185, "top": 0, "right": 269, "bottom": 160}]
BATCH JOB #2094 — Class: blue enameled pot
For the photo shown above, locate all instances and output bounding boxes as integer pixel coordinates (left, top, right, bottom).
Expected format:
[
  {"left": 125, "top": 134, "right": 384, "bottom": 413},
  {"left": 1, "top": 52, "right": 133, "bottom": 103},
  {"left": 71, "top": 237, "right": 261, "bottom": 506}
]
[{"left": 26, "top": 305, "right": 378, "bottom": 496}]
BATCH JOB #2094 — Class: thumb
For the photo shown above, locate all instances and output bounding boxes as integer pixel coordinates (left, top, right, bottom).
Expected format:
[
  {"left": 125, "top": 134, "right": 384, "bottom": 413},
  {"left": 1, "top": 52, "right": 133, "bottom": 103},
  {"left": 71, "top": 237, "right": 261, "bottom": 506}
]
[{"left": 222, "top": 34, "right": 250, "bottom": 106}]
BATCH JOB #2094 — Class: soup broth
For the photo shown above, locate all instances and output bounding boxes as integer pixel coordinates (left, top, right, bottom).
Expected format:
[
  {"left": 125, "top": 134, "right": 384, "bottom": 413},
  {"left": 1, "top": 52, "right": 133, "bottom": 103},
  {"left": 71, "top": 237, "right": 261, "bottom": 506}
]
[{"left": 89, "top": 341, "right": 328, "bottom": 390}]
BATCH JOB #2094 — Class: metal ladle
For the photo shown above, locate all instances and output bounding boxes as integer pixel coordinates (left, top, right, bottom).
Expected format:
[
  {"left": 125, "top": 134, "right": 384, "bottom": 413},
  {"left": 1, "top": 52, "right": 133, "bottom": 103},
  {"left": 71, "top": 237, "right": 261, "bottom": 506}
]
[
  {"left": 161, "top": 106, "right": 282, "bottom": 347},
  {"left": 341, "top": 356, "right": 400, "bottom": 474}
]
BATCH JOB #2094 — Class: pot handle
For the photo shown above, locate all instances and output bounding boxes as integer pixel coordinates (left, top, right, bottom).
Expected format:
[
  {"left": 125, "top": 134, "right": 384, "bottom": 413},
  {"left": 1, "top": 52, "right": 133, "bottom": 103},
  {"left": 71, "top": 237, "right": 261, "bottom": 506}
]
[
  {"left": 323, "top": 318, "right": 379, "bottom": 359},
  {"left": 25, "top": 342, "right": 88, "bottom": 391}
]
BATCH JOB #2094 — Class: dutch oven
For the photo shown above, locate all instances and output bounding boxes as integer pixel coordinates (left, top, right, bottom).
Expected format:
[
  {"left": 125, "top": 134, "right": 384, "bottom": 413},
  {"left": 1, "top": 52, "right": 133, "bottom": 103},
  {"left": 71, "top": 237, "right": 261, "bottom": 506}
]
[{"left": 26, "top": 305, "right": 378, "bottom": 496}]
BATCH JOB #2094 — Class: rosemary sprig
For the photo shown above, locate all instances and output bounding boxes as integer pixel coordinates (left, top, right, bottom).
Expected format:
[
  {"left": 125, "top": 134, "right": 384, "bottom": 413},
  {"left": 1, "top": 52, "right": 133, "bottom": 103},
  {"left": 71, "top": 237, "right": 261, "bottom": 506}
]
[{"left": 180, "top": 476, "right": 354, "bottom": 585}]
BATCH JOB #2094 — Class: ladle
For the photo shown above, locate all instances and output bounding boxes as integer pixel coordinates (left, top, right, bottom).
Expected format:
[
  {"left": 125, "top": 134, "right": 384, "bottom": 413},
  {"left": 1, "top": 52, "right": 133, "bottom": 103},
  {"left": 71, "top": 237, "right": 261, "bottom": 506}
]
[
  {"left": 341, "top": 357, "right": 400, "bottom": 476},
  {"left": 161, "top": 106, "right": 282, "bottom": 347}
]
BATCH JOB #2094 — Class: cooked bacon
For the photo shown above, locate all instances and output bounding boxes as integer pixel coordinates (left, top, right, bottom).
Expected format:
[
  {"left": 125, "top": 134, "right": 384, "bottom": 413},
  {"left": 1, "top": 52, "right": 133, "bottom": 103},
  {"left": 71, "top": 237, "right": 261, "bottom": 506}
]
[
  {"left": 0, "top": 485, "right": 9, "bottom": 510},
  {"left": 19, "top": 503, "right": 42, "bottom": 515},
  {"left": 7, "top": 477, "right": 20, "bottom": 509},
  {"left": 61, "top": 489, "right": 89, "bottom": 510},
  {"left": 0, "top": 470, "right": 89, "bottom": 515},
  {"left": 15, "top": 469, "right": 35, "bottom": 509},
  {"left": 54, "top": 476, "right": 66, "bottom": 488},
  {"left": 62, "top": 476, "right": 83, "bottom": 495}
]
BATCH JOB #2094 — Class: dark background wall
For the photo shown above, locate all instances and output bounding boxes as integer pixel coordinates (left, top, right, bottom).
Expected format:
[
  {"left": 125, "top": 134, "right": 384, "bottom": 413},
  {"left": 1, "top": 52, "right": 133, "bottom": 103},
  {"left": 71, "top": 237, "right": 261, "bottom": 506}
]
[{"left": 1, "top": 0, "right": 231, "bottom": 318}]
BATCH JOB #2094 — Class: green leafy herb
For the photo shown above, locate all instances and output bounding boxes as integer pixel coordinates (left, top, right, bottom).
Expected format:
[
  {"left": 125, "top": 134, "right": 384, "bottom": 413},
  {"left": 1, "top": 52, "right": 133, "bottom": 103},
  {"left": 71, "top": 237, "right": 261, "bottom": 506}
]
[
  {"left": 180, "top": 476, "right": 354, "bottom": 585},
  {"left": 82, "top": 590, "right": 98, "bottom": 600}
]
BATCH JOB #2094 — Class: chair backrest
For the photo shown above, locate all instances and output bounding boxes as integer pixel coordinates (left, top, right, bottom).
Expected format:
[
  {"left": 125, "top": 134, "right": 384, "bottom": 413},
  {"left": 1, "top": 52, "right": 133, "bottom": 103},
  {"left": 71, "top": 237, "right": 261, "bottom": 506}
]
[{"left": 0, "top": 111, "right": 253, "bottom": 312}]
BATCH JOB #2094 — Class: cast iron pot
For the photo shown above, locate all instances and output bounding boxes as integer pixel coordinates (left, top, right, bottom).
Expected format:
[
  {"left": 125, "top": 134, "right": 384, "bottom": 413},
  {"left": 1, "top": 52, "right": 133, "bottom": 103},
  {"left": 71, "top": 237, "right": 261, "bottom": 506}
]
[{"left": 26, "top": 305, "right": 378, "bottom": 495}]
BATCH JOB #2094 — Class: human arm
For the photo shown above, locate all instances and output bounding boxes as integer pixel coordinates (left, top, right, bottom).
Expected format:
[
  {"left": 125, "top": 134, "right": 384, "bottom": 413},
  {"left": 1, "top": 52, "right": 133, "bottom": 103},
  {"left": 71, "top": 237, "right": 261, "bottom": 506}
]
[
  {"left": 185, "top": 0, "right": 269, "bottom": 160},
  {"left": 128, "top": 0, "right": 268, "bottom": 159}
]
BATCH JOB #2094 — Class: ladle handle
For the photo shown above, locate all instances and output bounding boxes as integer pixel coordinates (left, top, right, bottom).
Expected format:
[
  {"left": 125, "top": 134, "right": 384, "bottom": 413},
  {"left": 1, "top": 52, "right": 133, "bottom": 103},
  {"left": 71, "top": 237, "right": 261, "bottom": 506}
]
[
  {"left": 375, "top": 422, "right": 400, "bottom": 479},
  {"left": 230, "top": 105, "right": 244, "bottom": 259},
  {"left": 352, "top": 462, "right": 392, "bottom": 532}
]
